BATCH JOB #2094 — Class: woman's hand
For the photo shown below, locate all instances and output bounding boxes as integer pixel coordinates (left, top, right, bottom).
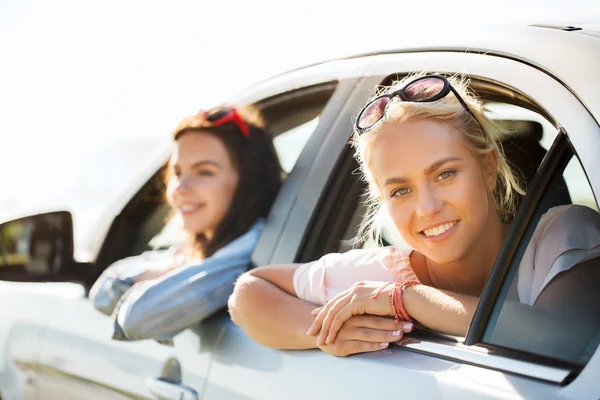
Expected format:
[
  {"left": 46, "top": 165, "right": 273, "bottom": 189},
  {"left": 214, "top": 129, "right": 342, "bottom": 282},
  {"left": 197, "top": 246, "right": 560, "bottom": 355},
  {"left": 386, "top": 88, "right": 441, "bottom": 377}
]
[
  {"left": 317, "top": 314, "right": 414, "bottom": 357},
  {"left": 307, "top": 281, "right": 402, "bottom": 346}
]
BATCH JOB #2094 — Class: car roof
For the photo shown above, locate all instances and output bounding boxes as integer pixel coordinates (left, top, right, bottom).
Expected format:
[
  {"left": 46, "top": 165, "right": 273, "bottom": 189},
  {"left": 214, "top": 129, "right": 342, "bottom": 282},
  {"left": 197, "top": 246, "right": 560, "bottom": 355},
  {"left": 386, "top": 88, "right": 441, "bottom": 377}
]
[{"left": 236, "top": 22, "right": 600, "bottom": 122}]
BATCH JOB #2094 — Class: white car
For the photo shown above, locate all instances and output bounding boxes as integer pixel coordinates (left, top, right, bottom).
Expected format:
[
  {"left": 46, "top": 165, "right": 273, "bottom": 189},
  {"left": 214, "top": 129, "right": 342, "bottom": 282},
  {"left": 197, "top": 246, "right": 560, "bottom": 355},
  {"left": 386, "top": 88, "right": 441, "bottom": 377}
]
[{"left": 1, "top": 22, "right": 600, "bottom": 399}]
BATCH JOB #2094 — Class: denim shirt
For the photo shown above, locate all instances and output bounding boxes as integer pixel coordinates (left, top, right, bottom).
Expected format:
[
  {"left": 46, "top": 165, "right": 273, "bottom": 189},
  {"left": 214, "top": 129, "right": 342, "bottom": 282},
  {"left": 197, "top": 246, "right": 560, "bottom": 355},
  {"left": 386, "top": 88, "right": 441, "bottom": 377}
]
[{"left": 89, "top": 219, "right": 264, "bottom": 342}]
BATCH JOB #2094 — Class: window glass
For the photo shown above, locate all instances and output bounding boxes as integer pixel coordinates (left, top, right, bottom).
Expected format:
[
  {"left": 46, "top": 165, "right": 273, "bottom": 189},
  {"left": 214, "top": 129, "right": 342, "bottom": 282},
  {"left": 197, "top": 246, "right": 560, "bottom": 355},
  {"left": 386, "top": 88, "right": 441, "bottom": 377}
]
[
  {"left": 483, "top": 147, "right": 600, "bottom": 366},
  {"left": 273, "top": 117, "right": 319, "bottom": 173}
]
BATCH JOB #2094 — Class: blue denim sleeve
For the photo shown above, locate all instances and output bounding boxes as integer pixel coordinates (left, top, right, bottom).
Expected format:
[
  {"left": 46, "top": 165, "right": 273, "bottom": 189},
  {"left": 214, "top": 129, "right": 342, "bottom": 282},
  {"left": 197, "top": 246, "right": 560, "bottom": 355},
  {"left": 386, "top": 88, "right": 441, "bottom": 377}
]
[
  {"left": 112, "top": 220, "right": 264, "bottom": 341},
  {"left": 89, "top": 250, "right": 174, "bottom": 316}
]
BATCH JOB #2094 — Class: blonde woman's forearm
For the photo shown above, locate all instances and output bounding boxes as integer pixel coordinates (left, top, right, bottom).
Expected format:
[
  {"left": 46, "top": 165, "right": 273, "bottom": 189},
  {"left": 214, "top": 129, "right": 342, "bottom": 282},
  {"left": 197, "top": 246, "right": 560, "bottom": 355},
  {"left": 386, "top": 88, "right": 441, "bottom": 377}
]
[
  {"left": 403, "top": 285, "right": 479, "bottom": 336},
  {"left": 228, "top": 266, "right": 319, "bottom": 350}
]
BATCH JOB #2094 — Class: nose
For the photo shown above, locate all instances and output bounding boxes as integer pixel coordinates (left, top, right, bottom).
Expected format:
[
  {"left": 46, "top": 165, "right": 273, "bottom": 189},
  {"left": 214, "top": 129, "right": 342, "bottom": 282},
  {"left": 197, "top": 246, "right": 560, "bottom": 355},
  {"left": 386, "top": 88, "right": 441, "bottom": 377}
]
[
  {"left": 415, "top": 186, "right": 443, "bottom": 218},
  {"left": 172, "top": 175, "right": 193, "bottom": 195}
]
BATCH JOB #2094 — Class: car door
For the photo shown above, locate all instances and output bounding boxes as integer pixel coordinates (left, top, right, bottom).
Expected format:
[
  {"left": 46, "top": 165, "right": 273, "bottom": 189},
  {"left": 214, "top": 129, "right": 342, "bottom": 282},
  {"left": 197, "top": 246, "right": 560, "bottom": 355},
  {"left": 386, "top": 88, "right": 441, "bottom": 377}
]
[{"left": 205, "top": 48, "right": 600, "bottom": 399}]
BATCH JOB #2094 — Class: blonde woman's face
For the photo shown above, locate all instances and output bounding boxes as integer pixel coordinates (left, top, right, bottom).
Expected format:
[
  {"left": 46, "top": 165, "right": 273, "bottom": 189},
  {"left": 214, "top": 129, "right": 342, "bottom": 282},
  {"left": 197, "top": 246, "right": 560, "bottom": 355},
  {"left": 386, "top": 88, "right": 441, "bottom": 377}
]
[
  {"left": 166, "top": 131, "right": 239, "bottom": 239},
  {"left": 370, "top": 119, "right": 496, "bottom": 265}
]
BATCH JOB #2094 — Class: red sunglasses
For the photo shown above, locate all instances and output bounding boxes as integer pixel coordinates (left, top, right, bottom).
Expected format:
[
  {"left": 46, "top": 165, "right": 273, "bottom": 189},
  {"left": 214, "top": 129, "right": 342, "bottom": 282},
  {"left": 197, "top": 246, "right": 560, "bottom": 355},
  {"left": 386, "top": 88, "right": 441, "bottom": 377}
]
[{"left": 200, "top": 107, "right": 250, "bottom": 138}]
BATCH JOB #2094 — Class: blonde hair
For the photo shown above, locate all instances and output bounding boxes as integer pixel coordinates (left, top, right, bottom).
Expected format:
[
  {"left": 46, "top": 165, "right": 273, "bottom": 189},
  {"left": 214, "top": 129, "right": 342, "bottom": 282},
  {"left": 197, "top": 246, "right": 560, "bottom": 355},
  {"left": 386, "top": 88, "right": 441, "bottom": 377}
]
[{"left": 352, "top": 73, "right": 525, "bottom": 245}]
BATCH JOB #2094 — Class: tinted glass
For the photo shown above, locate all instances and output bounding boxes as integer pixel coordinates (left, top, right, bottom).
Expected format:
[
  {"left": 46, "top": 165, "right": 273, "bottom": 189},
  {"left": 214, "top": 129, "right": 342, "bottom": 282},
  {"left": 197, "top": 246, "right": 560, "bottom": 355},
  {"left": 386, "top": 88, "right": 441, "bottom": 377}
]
[{"left": 483, "top": 149, "right": 600, "bottom": 366}]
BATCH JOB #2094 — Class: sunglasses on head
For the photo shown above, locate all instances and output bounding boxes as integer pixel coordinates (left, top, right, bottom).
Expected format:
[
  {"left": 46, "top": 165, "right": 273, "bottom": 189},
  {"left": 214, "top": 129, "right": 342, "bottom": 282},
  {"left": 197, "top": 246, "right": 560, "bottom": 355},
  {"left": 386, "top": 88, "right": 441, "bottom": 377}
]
[
  {"left": 201, "top": 107, "right": 250, "bottom": 138},
  {"left": 355, "top": 74, "right": 485, "bottom": 135}
]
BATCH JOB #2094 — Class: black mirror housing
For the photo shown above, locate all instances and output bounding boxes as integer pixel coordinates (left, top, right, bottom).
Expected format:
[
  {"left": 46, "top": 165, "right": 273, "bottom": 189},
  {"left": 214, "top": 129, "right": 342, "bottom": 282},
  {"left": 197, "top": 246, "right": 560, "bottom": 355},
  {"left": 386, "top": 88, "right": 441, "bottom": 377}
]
[{"left": 0, "top": 211, "right": 76, "bottom": 282}]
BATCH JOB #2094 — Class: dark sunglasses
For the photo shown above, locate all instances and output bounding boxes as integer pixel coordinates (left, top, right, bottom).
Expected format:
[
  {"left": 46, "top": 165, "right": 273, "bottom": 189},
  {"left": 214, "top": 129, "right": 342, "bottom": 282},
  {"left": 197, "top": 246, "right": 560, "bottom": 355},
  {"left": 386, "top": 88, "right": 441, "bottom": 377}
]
[
  {"left": 201, "top": 107, "right": 250, "bottom": 138},
  {"left": 355, "top": 75, "right": 485, "bottom": 135}
]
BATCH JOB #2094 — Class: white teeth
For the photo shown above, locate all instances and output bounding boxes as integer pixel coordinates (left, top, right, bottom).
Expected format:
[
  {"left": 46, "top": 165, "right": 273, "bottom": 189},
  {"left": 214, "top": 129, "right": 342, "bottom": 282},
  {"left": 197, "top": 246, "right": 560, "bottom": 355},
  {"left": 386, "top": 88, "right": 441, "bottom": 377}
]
[
  {"left": 423, "top": 221, "right": 456, "bottom": 237},
  {"left": 180, "top": 205, "right": 200, "bottom": 212}
]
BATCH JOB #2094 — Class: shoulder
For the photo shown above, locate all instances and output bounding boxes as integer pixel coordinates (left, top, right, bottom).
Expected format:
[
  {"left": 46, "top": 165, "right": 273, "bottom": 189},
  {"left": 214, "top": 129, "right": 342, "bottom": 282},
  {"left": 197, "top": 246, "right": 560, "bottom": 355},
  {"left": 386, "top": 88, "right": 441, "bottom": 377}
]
[
  {"left": 518, "top": 204, "right": 600, "bottom": 304},
  {"left": 293, "top": 247, "right": 415, "bottom": 304},
  {"left": 208, "top": 219, "right": 265, "bottom": 261},
  {"left": 536, "top": 204, "right": 600, "bottom": 253},
  {"left": 321, "top": 246, "right": 413, "bottom": 266},
  {"left": 300, "top": 246, "right": 415, "bottom": 276}
]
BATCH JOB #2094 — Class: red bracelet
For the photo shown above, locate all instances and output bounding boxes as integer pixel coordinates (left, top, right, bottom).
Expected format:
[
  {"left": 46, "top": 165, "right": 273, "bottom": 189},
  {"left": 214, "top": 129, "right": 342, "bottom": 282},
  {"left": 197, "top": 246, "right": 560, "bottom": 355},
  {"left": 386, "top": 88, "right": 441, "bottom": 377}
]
[
  {"left": 371, "top": 280, "right": 420, "bottom": 322},
  {"left": 393, "top": 280, "right": 421, "bottom": 322}
]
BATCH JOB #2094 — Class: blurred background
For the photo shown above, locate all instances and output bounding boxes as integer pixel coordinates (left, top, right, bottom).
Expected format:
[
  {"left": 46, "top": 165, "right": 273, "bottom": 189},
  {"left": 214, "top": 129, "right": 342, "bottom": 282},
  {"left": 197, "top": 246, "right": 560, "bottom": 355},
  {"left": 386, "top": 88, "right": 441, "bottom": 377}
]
[{"left": 1, "top": 0, "right": 599, "bottom": 258}]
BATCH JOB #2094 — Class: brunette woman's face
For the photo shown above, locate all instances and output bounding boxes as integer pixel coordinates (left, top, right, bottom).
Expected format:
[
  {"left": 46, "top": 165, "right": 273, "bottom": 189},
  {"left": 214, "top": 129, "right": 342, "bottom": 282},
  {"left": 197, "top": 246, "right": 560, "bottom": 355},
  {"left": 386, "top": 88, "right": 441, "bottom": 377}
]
[
  {"left": 167, "top": 131, "right": 239, "bottom": 238},
  {"left": 370, "top": 119, "right": 497, "bottom": 265}
]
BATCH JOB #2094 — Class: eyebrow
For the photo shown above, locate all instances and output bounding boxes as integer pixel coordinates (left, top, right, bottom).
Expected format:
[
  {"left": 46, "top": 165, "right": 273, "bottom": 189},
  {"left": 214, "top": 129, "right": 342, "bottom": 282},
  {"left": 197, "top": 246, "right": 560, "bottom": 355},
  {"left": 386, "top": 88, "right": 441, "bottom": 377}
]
[
  {"left": 191, "top": 160, "right": 220, "bottom": 168},
  {"left": 173, "top": 160, "right": 221, "bottom": 169},
  {"left": 383, "top": 156, "right": 463, "bottom": 187}
]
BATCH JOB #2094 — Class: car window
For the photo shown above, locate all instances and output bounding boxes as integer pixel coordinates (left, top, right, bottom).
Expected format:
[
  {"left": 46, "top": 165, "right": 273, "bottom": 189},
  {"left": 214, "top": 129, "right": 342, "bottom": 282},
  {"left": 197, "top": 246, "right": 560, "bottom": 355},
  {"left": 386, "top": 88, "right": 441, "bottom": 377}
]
[
  {"left": 481, "top": 142, "right": 600, "bottom": 366},
  {"left": 146, "top": 83, "right": 337, "bottom": 251},
  {"left": 273, "top": 117, "right": 319, "bottom": 173}
]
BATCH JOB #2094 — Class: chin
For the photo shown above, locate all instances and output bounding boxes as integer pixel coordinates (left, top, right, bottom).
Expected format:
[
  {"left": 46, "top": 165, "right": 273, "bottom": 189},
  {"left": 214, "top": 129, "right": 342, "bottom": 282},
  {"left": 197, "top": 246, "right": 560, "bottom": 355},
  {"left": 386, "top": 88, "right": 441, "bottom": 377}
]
[
  {"left": 430, "top": 246, "right": 469, "bottom": 265},
  {"left": 182, "top": 222, "right": 207, "bottom": 236}
]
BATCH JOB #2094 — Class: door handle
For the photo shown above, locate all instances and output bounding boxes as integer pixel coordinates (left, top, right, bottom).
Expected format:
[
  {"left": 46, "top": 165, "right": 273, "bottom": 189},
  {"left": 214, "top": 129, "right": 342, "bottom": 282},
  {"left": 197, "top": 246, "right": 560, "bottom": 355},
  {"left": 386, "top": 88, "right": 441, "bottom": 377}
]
[{"left": 146, "top": 377, "right": 199, "bottom": 400}]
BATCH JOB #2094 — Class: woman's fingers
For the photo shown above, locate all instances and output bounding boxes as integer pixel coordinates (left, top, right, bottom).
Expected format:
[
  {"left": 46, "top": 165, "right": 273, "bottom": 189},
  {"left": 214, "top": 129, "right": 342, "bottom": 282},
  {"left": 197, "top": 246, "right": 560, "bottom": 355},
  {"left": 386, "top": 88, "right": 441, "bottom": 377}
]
[
  {"left": 306, "top": 304, "right": 331, "bottom": 335},
  {"left": 335, "top": 316, "right": 414, "bottom": 343},
  {"left": 316, "top": 315, "right": 416, "bottom": 357},
  {"left": 310, "top": 306, "right": 322, "bottom": 315},
  {"left": 320, "top": 340, "right": 391, "bottom": 357},
  {"left": 344, "top": 326, "right": 405, "bottom": 343},
  {"left": 307, "top": 292, "right": 351, "bottom": 338},
  {"left": 317, "top": 296, "right": 353, "bottom": 345},
  {"left": 350, "top": 315, "right": 413, "bottom": 333},
  {"left": 306, "top": 305, "right": 329, "bottom": 336},
  {"left": 325, "top": 304, "right": 356, "bottom": 344},
  {"left": 306, "top": 291, "right": 351, "bottom": 336}
]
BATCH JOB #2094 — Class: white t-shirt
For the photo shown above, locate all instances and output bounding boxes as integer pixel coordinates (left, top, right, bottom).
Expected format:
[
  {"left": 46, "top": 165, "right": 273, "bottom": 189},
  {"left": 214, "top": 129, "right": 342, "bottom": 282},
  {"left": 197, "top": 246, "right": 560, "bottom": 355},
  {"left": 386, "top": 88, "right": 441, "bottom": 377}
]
[{"left": 293, "top": 246, "right": 417, "bottom": 305}]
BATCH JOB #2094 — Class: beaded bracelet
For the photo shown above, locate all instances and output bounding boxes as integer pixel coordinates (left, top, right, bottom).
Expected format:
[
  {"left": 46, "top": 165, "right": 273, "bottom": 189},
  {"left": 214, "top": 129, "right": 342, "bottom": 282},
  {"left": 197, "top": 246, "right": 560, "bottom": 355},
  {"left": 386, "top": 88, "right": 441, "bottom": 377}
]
[
  {"left": 393, "top": 280, "right": 421, "bottom": 322},
  {"left": 370, "top": 280, "right": 421, "bottom": 322}
]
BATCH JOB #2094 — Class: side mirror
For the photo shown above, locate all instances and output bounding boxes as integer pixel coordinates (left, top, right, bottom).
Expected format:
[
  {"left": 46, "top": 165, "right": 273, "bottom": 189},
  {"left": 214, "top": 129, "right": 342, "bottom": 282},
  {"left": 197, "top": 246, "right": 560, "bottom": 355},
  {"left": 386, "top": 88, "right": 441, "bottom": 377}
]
[{"left": 0, "top": 211, "right": 76, "bottom": 282}]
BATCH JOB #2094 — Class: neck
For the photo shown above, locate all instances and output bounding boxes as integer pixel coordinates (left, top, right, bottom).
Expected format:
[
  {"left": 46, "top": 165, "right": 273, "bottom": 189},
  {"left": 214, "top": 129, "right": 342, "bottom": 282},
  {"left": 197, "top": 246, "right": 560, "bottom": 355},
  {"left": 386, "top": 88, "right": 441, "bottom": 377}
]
[{"left": 427, "top": 213, "right": 507, "bottom": 296}]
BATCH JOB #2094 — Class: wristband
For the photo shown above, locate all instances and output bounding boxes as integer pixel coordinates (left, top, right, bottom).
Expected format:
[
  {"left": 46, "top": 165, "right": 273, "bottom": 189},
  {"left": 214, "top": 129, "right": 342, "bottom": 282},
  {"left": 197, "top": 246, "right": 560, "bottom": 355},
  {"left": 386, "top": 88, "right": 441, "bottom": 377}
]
[{"left": 393, "top": 280, "right": 421, "bottom": 322}]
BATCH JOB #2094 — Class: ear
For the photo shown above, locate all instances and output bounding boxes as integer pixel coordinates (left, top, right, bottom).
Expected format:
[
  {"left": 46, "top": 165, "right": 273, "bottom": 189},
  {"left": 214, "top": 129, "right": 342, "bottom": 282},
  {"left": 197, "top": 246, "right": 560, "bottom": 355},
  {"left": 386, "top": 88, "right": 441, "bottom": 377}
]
[{"left": 485, "top": 149, "right": 499, "bottom": 191}]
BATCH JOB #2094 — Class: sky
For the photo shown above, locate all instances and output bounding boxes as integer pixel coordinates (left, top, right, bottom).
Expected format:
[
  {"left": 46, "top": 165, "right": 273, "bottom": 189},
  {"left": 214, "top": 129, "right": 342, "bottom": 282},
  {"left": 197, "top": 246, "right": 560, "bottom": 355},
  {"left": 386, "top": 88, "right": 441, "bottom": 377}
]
[{"left": 1, "top": 0, "right": 599, "bottom": 254}]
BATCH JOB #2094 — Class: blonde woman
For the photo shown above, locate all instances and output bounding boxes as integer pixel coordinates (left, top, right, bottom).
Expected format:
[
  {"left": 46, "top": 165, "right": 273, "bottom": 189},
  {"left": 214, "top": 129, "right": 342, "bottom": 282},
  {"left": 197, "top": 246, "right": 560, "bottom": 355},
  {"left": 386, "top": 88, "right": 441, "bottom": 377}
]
[{"left": 229, "top": 74, "right": 600, "bottom": 357}]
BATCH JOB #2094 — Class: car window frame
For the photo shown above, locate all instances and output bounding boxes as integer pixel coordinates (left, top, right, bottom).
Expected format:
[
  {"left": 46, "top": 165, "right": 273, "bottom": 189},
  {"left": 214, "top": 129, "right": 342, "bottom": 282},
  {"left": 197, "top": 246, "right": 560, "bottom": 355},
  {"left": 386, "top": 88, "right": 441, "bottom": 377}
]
[{"left": 252, "top": 76, "right": 370, "bottom": 266}]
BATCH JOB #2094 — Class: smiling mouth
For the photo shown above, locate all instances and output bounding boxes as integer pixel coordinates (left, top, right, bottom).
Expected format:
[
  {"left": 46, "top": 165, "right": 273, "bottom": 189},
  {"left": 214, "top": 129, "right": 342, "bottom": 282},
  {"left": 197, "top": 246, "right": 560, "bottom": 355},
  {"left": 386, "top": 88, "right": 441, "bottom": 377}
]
[
  {"left": 178, "top": 204, "right": 205, "bottom": 214},
  {"left": 420, "top": 220, "right": 459, "bottom": 238}
]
